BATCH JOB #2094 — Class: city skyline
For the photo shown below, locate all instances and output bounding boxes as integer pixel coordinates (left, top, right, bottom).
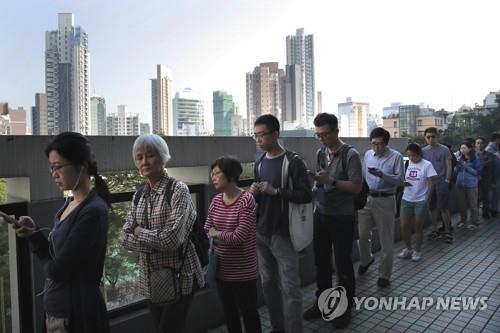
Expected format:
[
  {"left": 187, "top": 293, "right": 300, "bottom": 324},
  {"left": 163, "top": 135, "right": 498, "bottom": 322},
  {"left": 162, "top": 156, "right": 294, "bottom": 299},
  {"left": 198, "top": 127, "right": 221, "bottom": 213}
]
[{"left": 1, "top": 0, "right": 500, "bottom": 134}]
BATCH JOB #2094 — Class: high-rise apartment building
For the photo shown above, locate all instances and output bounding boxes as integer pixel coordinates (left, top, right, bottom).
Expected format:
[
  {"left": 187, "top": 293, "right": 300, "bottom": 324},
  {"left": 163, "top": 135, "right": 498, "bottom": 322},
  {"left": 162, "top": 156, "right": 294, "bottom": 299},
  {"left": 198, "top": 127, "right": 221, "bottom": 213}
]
[
  {"left": 8, "top": 107, "right": 27, "bottom": 135},
  {"left": 246, "top": 62, "right": 285, "bottom": 133},
  {"left": 32, "top": 93, "right": 48, "bottom": 135},
  {"left": 286, "top": 28, "right": 315, "bottom": 128},
  {"left": 173, "top": 88, "right": 205, "bottom": 136},
  {"left": 140, "top": 123, "right": 151, "bottom": 135},
  {"left": 338, "top": 97, "right": 369, "bottom": 137},
  {"left": 0, "top": 103, "right": 8, "bottom": 115},
  {"left": 317, "top": 91, "right": 323, "bottom": 114},
  {"left": 151, "top": 64, "right": 173, "bottom": 135},
  {"left": 106, "top": 105, "right": 139, "bottom": 136},
  {"left": 213, "top": 90, "right": 234, "bottom": 136},
  {"left": 90, "top": 95, "right": 106, "bottom": 135},
  {"left": 284, "top": 64, "right": 303, "bottom": 128},
  {"left": 45, "top": 13, "right": 90, "bottom": 135}
]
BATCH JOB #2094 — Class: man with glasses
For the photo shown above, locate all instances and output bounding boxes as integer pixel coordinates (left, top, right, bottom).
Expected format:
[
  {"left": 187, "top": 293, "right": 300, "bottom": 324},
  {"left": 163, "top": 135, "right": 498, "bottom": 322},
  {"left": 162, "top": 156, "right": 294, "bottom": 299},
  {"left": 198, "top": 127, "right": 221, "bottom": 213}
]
[
  {"left": 249, "top": 114, "right": 312, "bottom": 333},
  {"left": 357, "top": 127, "right": 403, "bottom": 287},
  {"left": 303, "top": 113, "right": 362, "bottom": 328},
  {"left": 423, "top": 127, "right": 453, "bottom": 243}
]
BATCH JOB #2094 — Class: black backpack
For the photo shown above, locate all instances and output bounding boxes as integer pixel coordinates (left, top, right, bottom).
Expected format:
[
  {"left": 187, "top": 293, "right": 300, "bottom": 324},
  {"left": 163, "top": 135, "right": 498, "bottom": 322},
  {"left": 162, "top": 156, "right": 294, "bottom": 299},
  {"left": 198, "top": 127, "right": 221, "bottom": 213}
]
[
  {"left": 317, "top": 145, "right": 369, "bottom": 210},
  {"left": 133, "top": 177, "right": 209, "bottom": 267}
]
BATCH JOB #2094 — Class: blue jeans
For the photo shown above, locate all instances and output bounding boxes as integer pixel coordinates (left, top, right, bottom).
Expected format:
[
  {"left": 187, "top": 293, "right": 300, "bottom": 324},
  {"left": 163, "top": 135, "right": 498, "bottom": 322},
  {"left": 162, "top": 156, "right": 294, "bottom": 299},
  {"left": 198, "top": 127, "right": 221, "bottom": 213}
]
[{"left": 257, "top": 233, "right": 303, "bottom": 333}]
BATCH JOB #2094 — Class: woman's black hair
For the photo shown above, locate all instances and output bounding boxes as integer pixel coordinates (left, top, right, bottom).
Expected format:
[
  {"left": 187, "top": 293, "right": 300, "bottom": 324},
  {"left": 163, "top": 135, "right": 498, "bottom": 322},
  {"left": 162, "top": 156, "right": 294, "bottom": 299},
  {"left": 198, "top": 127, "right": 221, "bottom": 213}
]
[
  {"left": 406, "top": 143, "right": 423, "bottom": 157},
  {"left": 210, "top": 156, "right": 243, "bottom": 183},
  {"left": 45, "top": 132, "right": 111, "bottom": 206},
  {"left": 459, "top": 141, "right": 476, "bottom": 161}
]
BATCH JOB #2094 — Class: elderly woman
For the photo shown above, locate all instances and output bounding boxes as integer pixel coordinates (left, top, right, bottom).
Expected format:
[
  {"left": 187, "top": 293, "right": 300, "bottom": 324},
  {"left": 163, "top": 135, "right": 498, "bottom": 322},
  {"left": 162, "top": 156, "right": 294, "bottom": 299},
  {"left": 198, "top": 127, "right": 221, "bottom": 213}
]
[
  {"left": 205, "top": 156, "right": 261, "bottom": 333},
  {"left": 122, "top": 134, "right": 204, "bottom": 333}
]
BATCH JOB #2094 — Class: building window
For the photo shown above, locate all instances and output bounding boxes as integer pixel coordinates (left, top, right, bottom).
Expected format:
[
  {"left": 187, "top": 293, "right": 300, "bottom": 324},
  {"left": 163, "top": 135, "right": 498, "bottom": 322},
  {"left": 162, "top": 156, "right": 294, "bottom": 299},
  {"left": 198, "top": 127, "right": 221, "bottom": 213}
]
[
  {"left": 393, "top": 121, "right": 397, "bottom": 128},
  {"left": 394, "top": 132, "right": 397, "bottom": 137},
  {"left": 417, "top": 120, "right": 422, "bottom": 126},
  {"left": 418, "top": 131, "right": 424, "bottom": 136}
]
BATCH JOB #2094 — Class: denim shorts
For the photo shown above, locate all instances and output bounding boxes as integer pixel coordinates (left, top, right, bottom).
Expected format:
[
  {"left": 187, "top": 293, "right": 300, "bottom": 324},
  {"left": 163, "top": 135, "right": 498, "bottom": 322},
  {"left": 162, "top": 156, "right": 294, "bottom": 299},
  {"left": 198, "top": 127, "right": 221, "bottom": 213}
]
[{"left": 400, "top": 199, "right": 430, "bottom": 218}]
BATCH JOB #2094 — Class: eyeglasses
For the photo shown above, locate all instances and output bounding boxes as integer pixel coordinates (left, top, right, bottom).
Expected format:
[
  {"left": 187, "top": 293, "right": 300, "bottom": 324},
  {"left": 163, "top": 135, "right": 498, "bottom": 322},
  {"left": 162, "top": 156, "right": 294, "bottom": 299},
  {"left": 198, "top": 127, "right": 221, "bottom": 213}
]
[
  {"left": 253, "top": 132, "right": 272, "bottom": 140},
  {"left": 210, "top": 170, "right": 223, "bottom": 178},
  {"left": 49, "top": 164, "right": 72, "bottom": 174},
  {"left": 425, "top": 135, "right": 436, "bottom": 139},
  {"left": 314, "top": 131, "right": 333, "bottom": 140}
]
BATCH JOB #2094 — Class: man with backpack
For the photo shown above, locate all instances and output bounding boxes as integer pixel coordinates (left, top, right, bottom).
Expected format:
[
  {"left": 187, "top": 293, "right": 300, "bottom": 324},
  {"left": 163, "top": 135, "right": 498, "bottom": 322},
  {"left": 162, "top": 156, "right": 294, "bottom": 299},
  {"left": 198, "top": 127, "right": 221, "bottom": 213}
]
[
  {"left": 357, "top": 128, "right": 404, "bottom": 287},
  {"left": 249, "top": 114, "right": 312, "bottom": 333},
  {"left": 303, "top": 113, "right": 362, "bottom": 328}
]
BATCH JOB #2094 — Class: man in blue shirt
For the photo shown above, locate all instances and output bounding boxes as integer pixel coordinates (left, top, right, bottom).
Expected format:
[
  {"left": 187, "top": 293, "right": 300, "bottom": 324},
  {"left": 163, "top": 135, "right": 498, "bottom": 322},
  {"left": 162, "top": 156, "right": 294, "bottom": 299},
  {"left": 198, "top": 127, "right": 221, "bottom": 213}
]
[{"left": 357, "top": 128, "right": 404, "bottom": 288}]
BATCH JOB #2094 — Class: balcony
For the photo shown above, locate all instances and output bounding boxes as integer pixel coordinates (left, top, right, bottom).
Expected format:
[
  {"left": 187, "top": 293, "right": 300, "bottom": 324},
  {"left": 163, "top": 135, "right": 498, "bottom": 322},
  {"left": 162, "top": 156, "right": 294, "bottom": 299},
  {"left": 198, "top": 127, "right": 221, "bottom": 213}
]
[{"left": 1, "top": 136, "right": 499, "bottom": 333}]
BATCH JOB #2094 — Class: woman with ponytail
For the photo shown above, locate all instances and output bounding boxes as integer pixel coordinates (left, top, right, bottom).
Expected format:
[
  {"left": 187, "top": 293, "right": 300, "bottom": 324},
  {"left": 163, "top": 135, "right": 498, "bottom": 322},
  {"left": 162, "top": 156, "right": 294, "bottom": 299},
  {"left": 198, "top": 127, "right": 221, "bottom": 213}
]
[{"left": 14, "top": 132, "right": 110, "bottom": 333}]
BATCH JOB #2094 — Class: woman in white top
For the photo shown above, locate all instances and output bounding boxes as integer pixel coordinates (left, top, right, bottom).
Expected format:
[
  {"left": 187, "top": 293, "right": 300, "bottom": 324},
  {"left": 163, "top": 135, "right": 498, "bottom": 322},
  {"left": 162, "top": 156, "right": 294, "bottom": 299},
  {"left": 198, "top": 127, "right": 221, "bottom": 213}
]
[{"left": 399, "top": 143, "right": 437, "bottom": 262}]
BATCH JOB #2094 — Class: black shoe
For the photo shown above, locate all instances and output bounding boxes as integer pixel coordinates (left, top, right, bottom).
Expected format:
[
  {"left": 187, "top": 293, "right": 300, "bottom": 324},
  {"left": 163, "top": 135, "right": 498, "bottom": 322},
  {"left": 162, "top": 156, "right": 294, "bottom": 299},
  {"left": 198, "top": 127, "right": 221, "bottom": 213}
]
[
  {"left": 483, "top": 212, "right": 491, "bottom": 219},
  {"left": 377, "top": 278, "right": 390, "bottom": 288},
  {"left": 303, "top": 303, "right": 321, "bottom": 320},
  {"left": 332, "top": 309, "right": 352, "bottom": 329},
  {"left": 357, "top": 257, "right": 374, "bottom": 275}
]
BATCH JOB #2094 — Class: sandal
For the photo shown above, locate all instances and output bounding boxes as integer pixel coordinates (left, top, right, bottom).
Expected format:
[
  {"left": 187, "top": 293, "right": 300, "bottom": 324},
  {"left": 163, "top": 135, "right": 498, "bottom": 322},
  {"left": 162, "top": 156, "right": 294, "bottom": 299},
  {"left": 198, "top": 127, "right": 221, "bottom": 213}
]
[{"left": 444, "top": 232, "right": 453, "bottom": 244}]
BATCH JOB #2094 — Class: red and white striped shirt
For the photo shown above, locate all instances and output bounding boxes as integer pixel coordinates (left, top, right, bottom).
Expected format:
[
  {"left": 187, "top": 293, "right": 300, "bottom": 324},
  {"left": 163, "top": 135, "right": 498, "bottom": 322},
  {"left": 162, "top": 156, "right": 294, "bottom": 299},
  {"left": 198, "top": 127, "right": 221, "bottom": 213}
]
[{"left": 204, "top": 191, "right": 258, "bottom": 281}]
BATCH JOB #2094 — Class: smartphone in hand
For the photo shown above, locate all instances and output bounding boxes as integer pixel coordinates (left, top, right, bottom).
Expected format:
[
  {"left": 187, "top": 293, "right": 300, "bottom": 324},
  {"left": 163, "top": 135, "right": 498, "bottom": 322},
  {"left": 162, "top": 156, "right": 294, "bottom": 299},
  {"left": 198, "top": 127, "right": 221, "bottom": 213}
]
[{"left": 0, "top": 210, "right": 23, "bottom": 228}]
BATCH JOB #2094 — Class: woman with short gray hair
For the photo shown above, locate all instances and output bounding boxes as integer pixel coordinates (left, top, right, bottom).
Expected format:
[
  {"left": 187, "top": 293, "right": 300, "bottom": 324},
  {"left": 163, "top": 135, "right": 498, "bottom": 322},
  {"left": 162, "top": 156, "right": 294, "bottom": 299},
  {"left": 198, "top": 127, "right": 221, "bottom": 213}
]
[{"left": 122, "top": 134, "right": 204, "bottom": 332}]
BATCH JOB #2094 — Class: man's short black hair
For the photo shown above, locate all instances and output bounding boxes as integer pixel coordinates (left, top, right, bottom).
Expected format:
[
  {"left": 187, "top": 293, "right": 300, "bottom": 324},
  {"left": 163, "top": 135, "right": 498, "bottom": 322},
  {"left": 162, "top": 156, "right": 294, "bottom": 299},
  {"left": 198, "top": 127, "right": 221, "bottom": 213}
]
[
  {"left": 424, "top": 127, "right": 438, "bottom": 135},
  {"left": 313, "top": 113, "right": 338, "bottom": 130},
  {"left": 490, "top": 133, "right": 500, "bottom": 141},
  {"left": 210, "top": 156, "right": 243, "bottom": 183},
  {"left": 254, "top": 114, "right": 280, "bottom": 133},
  {"left": 370, "top": 127, "right": 390, "bottom": 145}
]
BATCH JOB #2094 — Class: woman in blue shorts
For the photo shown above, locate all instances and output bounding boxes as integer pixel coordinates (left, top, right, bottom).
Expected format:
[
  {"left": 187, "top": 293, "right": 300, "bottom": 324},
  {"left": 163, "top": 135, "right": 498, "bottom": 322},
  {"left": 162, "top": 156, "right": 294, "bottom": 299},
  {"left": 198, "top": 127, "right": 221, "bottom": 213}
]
[{"left": 399, "top": 143, "right": 437, "bottom": 262}]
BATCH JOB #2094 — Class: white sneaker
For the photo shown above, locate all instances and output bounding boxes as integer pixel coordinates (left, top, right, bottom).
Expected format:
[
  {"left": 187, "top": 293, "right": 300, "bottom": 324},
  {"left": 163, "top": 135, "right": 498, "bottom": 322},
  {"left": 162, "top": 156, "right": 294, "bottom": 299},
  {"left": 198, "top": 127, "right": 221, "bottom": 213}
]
[
  {"left": 398, "top": 248, "right": 413, "bottom": 259},
  {"left": 411, "top": 251, "right": 422, "bottom": 262}
]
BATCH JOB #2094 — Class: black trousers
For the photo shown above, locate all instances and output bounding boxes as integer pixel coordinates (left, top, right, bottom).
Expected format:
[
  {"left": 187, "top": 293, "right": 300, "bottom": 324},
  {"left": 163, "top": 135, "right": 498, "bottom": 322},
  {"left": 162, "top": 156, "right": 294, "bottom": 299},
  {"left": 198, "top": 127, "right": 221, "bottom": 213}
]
[
  {"left": 148, "top": 293, "right": 193, "bottom": 333},
  {"left": 313, "top": 211, "right": 356, "bottom": 308},
  {"left": 216, "top": 279, "right": 262, "bottom": 333}
]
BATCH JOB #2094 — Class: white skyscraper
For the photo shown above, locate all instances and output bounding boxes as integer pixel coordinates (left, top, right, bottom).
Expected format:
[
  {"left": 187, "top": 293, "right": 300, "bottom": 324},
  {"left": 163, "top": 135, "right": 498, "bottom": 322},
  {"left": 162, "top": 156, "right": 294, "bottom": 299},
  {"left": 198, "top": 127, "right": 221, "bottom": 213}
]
[
  {"left": 106, "top": 105, "right": 139, "bottom": 136},
  {"left": 338, "top": 97, "right": 369, "bottom": 137},
  {"left": 90, "top": 95, "right": 106, "bottom": 135},
  {"left": 151, "top": 64, "right": 173, "bottom": 135},
  {"left": 45, "top": 13, "right": 90, "bottom": 135},
  {"left": 173, "top": 88, "right": 205, "bottom": 136},
  {"left": 286, "top": 28, "right": 315, "bottom": 128}
]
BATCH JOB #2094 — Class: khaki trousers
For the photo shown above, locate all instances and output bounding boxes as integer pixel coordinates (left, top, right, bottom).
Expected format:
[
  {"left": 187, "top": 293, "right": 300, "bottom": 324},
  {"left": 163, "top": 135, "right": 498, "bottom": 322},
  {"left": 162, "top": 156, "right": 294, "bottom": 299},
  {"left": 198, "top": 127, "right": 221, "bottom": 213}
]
[{"left": 357, "top": 195, "right": 396, "bottom": 280}]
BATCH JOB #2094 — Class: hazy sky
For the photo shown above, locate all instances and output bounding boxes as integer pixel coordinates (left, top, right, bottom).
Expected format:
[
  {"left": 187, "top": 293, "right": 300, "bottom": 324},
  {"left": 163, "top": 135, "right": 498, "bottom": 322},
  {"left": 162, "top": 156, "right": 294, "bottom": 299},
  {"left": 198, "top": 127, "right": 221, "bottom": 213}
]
[{"left": 1, "top": 0, "right": 499, "bottom": 130}]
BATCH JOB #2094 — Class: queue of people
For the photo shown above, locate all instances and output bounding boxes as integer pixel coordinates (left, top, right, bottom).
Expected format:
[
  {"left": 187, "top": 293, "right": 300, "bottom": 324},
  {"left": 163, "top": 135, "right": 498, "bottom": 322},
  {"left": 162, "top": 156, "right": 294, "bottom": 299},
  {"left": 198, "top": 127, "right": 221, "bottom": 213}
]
[{"left": 7, "top": 113, "right": 499, "bottom": 333}]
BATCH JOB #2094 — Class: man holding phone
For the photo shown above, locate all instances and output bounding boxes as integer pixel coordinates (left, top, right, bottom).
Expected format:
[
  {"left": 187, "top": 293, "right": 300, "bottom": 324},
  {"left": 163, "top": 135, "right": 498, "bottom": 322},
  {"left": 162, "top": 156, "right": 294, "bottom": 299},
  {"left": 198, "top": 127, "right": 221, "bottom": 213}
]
[{"left": 357, "top": 128, "right": 404, "bottom": 288}]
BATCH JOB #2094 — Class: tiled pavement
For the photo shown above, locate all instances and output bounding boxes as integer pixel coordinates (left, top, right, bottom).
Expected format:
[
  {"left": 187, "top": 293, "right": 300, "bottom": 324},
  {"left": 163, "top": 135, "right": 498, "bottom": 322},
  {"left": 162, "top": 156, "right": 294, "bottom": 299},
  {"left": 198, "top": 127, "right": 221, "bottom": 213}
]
[{"left": 209, "top": 214, "right": 500, "bottom": 332}]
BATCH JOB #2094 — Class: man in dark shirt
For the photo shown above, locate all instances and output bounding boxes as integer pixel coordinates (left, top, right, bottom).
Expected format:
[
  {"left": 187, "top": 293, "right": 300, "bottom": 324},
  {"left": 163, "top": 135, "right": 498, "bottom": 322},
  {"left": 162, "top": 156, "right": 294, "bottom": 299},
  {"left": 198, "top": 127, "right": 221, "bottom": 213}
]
[
  {"left": 476, "top": 136, "right": 496, "bottom": 218},
  {"left": 250, "top": 114, "right": 312, "bottom": 333},
  {"left": 303, "top": 113, "right": 362, "bottom": 329}
]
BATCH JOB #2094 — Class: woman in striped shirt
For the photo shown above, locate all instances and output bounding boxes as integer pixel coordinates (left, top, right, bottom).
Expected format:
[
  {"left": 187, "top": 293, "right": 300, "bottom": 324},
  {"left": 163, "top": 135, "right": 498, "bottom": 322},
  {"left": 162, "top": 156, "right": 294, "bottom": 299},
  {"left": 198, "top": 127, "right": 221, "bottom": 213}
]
[{"left": 205, "top": 156, "right": 261, "bottom": 333}]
